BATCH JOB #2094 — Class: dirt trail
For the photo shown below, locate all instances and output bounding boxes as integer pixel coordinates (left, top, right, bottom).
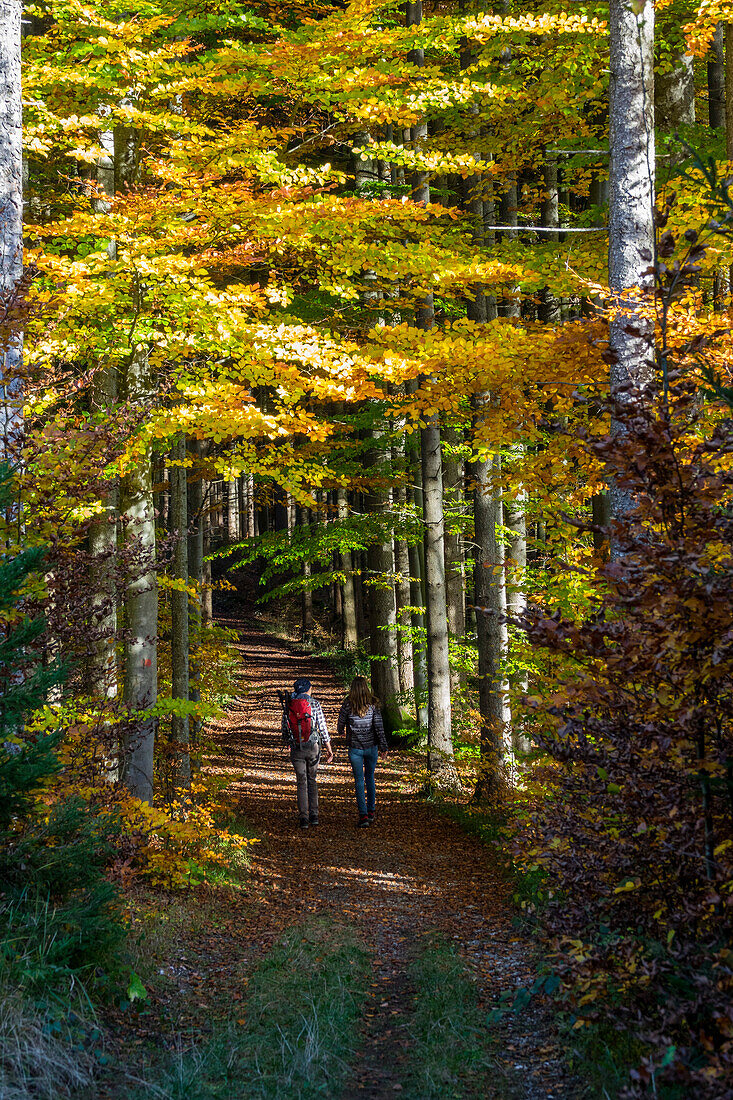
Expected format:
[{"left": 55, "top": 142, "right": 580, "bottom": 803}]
[{"left": 208, "top": 616, "right": 576, "bottom": 1100}]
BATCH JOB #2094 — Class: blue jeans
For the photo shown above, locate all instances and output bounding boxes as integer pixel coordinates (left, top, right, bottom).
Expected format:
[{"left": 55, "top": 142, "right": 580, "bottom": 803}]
[{"left": 348, "top": 744, "right": 379, "bottom": 817}]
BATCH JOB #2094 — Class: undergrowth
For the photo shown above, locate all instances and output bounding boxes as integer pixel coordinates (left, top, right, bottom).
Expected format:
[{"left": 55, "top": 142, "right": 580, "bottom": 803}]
[
  {"left": 402, "top": 934, "right": 510, "bottom": 1100},
  {"left": 134, "top": 917, "right": 371, "bottom": 1099}
]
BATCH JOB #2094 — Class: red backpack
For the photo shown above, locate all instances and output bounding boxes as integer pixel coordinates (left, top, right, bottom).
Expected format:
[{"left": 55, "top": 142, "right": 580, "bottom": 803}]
[{"left": 287, "top": 694, "right": 313, "bottom": 745}]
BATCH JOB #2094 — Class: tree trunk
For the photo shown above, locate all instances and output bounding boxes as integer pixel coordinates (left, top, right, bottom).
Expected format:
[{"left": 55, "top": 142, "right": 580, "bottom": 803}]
[
  {"left": 539, "top": 153, "right": 561, "bottom": 324},
  {"left": 247, "top": 473, "right": 256, "bottom": 537},
  {"left": 406, "top": 1, "right": 454, "bottom": 774},
  {"left": 393, "top": 502, "right": 414, "bottom": 696},
  {"left": 0, "top": 0, "right": 23, "bottom": 455},
  {"left": 709, "top": 25, "right": 726, "bottom": 130},
  {"left": 505, "top": 490, "right": 529, "bottom": 754},
  {"left": 202, "top": 499, "right": 213, "bottom": 628},
  {"left": 608, "top": 0, "right": 655, "bottom": 518},
  {"left": 498, "top": 180, "right": 521, "bottom": 318},
  {"left": 727, "top": 26, "right": 733, "bottom": 157},
  {"left": 337, "top": 487, "right": 358, "bottom": 648},
  {"left": 406, "top": 400, "right": 428, "bottom": 734},
  {"left": 170, "top": 433, "right": 190, "bottom": 791},
  {"left": 298, "top": 505, "right": 313, "bottom": 644},
  {"left": 391, "top": 408, "right": 415, "bottom": 695},
  {"left": 121, "top": 449, "right": 157, "bottom": 802},
  {"left": 421, "top": 422, "right": 456, "bottom": 781},
  {"left": 87, "top": 365, "right": 119, "bottom": 709},
  {"left": 443, "top": 426, "right": 465, "bottom": 692},
  {"left": 472, "top": 418, "right": 511, "bottom": 801},
  {"left": 655, "top": 52, "right": 695, "bottom": 130},
  {"left": 187, "top": 439, "right": 203, "bottom": 746},
  {"left": 365, "top": 436, "right": 401, "bottom": 733}
]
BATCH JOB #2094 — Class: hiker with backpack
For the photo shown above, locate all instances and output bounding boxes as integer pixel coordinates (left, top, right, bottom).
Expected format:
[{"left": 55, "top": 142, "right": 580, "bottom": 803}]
[
  {"left": 280, "top": 677, "right": 333, "bottom": 829},
  {"left": 337, "top": 676, "right": 388, "bottom": 827}
]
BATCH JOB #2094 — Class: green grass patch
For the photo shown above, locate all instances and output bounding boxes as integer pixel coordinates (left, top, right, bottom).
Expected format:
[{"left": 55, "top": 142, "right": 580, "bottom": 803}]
[
  {"left": 565, "top": 1020, "right": 650, "bottom": 1100},
  {"left": 402, "top": 934, "right": 507, "bottom": 1100},
  {"left": 134, "top": 917, "right": 371, "bottom": 1100}
]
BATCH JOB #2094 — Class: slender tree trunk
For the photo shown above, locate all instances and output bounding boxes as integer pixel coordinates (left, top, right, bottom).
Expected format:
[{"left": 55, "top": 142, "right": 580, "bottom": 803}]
[
  {"left": 337, "top": 487, "right": 358, "bottom": 648},
  {"left": 298, "top": 505, "right": 313, "bottom": 644},
  {"left": 407, "top": 0, "right": 454, "bottom": 774},
  {"left": 87, "top": 372, "right": 119, "bottom": 708},
  {"left": 443, "top": 426, "right": 465, "bottom": 692},
  {"left": 406, "top": 403, "right": 428, "bottom": 733},
  {"left": 202, "top": 501, "right": 213, "bottom": 628},
  {"left": 247, "top": 473, "right": 256, "bottom": 537},
  {"left": 365, "top": 435, "right": 400, "bottom": 732},
  {"left": 393, "top": 492, "right": 414, "bottom": 696},
  {"left": 608, "top": 0, "right": 655, "bottom": 518},
  {"left": 187, "top": 440, "right": 203, "bottom": 746},
  {"left": 170, "top": 433, "right": 190, "bottom": 791},
  {"left": 709, "top": 25, "right": 726, "bottom": 130},
  {"left": 727, "top": 26, "right": 733, "bottom": 157},
  {"left": 121, "top": 448, "right": 157, "bottom": 802},
  {"left": 505, "top": 490, "right": 529, "bottom": 753},
  {"left": 539, "top": 152, "right": 561, "bottom": 323},
  {"left": 391, "top": 402, "right": 415, "bottom": 695},
  {"left": 237, "top": 477, "right": 246, "bottom": 539},
  {"left": 498, "top": 179, "right": 521, "bottom": 318},
  {"left": 421, "top": 423, "right": 456, "bottom": 781},
  {"left": 472, "top": 416, "right": 511, "bottom": 801},
  {"left": 0, "top": 0, "right": 23, "bottom": 456}
]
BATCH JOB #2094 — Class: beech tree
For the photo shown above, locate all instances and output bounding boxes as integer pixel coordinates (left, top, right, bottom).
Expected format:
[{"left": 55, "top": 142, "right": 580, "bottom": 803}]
[{"left": 608, "top": 0, "right": 655, "bottom": 518}]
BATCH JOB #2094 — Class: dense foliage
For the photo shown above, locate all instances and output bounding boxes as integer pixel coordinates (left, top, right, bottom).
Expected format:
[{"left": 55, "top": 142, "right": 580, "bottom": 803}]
[{"left": 3, "top": 0, "right": 733, "bottom": 1094}]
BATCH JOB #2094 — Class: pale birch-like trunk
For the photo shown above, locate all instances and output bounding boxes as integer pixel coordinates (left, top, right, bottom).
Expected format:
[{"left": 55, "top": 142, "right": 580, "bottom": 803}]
[
  {"left": 608, "top": 0, "right": 655, "bottom": 518},
  {"left": 0, "top": 0, "right": 23, "bottom": 456},
  {"left": 170, "top": 433, "right": 190, "bottom": 791}
]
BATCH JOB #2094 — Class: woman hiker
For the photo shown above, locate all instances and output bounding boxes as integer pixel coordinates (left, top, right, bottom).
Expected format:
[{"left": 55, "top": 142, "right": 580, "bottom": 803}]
[
  {"left": 337, "top": 676, "right": 388, "bottom": 827},
  {"left": 281, "top": 677, "right": 333, "bottom": 829}
]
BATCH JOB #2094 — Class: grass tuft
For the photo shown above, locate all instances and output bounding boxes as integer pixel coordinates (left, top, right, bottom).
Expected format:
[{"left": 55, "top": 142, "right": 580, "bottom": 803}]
[
  {"left": 134, "top": 917, "right": 370, "bottom": 1100},
  {"left": 0, "top": 984, "right": 98, "bottom": 1100},
  {"left": 402, "top": 934, "right": 509, "bottom": 1100}
]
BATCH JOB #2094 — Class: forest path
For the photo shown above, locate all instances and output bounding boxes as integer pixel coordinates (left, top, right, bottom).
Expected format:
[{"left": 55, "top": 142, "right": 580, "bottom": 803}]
[{"left": 207, "top": 615, "right": 576, "bottom": 1100}]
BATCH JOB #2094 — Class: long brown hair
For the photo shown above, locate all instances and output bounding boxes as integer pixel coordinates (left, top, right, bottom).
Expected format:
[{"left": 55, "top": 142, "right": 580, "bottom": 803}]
[{"left": 348, "top": 676, "right": 378, "bottom": 717}]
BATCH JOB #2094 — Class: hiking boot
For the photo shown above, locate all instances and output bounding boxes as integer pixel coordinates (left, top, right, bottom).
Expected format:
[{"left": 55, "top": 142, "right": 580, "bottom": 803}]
[
  {"left": 309, "top": 817, "right": 319, "bottom": 827},
  {"left": 367, "top": 812, "right": 375, "bottom": 824},
  {"left": 299, "top": 818, "right": 309, "bottom": 829},
  {"left": 357, "top": 815, "right": 370, "bottom": 828}
]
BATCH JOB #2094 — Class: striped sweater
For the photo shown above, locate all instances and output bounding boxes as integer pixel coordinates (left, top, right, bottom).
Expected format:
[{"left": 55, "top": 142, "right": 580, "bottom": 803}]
[{"left": 337, "top": 700, "right": 388, "bottom": 751}]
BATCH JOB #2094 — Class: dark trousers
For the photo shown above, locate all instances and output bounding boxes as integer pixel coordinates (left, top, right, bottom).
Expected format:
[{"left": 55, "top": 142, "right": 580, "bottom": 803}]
[{"left": 290, "top": 740, "right": 320, "bottom": 821}]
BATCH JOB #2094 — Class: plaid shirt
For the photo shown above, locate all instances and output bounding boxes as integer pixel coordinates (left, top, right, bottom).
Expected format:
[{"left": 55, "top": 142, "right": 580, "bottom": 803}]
[{"left": 281, "top": 695, "right": 331, "bottom": 746}]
